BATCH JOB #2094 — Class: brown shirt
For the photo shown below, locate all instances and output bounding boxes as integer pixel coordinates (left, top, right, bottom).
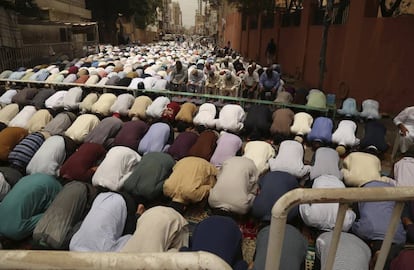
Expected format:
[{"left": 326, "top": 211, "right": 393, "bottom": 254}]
[
  {"left": 270, "top": 108, "right": 294, "bottom": 135},
  {"left": 187, "top": 130, "right": 218, "bottom": 161},
  {"left": 0, "top": 127, "right": 28, "bottom": 161}
]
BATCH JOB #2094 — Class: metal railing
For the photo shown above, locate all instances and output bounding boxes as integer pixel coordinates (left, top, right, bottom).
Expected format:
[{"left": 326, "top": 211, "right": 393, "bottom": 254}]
[
  {"left": 265, "top": 186, "right": 414, "bottom": 270},
  {"left": 0, "top": 251, "right": 232, "bottom": 270},
  {"left": 1, "top": 187, "right": 411, "bottom": 269},
  {"left": 0, "top": 78, "right": 336, "bottom": 118},
  {"left": 0, "top": 41, "right": 99, "bottom": 72}
]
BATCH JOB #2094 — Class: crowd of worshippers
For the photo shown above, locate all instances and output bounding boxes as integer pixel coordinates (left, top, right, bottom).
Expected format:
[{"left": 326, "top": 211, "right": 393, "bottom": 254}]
[
  {"left": 0, "top": 42, "right": 290, "bottom": 101},
  {"left": 1, "top": 79, "right": 414, "bottom": 270},
  {"left": 0, "top": 43, "right": 414, "bottom": 270}
]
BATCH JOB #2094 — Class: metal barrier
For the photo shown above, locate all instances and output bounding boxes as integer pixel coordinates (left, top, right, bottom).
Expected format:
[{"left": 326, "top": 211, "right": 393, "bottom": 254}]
[
  {"left": 1, "top": 187, "right": 410, "bottom": 269},
  {"left": 265, "top": 186, "right": 414, "bottom": 270},
  {"left": 0, "top": 250, "right": 232, "bottom": 270},
  {"left": 0, "top": 43, "right": 72, "bottom": 72},
  {"left": 0, "top": 48, "right": 22, "bottom": 72},
  {"left": 0, "top": 79, "right": 336, "bottom": 118}
]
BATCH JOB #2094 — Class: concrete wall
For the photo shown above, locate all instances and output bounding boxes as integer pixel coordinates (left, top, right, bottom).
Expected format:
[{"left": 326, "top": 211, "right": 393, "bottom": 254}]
[
  {"left": 35, "top": 0, "right": 91, "bottom": 21},
  {"left": 135, "top": 28, "right": 158, "bottom": 44},
  {"left": 224, "top": 0, "right": 414, "bottom": 114}
]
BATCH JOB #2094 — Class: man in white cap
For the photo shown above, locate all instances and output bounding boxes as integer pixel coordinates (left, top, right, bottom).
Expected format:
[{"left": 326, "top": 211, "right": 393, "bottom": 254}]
[
  {"left": 332, "top": 119, "right": 360, "bottom": 156},
  {"left": 169, "top": 60, "right": 188, "bottom": 91},
  {"left": 219, "top": 70, "right": 240, "bottom": 97},
  {"left": 187, "top": 68, "right": 205, "bottom": 93},
  {"left": 241, "top": 66, "right": 259, "bottom": 99}
]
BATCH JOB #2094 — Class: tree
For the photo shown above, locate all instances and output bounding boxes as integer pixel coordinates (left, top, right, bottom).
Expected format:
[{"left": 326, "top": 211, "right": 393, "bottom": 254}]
[
  {"left": 127, "top": 0, "right": 161, "bottom": 29},
  {"left": 380, "top": 0, "right": 402, "bottom": 17},
  {"left": 0, "top": 0, "right": 41, "bottom": 18},
  {"left": 86, "top": 0, "right": 162, "bottom": 44},
  {"left": 226, "top": 0, "right": 276, "bottom": 15},
  {"left": 207, "top": 0, "right": 220, "bottom": 9}
]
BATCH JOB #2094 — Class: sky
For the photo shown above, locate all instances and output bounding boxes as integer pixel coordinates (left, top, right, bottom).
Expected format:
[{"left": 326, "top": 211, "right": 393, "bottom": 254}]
[{"left": 176, "top": 0, "right": 198, "bottom": 27}]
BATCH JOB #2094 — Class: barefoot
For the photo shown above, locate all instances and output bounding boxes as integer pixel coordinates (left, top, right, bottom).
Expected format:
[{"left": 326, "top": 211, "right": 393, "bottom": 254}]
[{"left": 136, "top": 204, "right": 146, "bottom": 215}]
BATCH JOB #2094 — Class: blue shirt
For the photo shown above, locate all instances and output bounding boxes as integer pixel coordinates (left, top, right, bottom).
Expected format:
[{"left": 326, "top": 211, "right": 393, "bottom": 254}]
[
  {"left": 252, "top": 171, "right": 299, "bottom": 222},
  {"left": 259, "top": 70, "right": 280, "bottom": 90},
  {"left": 183, "top": 216, "right": 248, "bottom": 270},
  {"left": 352, "top": 181, "right": 406, "bottom": 244},
  {"left": 307, "top": 117, "right": 333, "bottom": 143},
  {"left": 138, "top": 122, "right": 172, "bottom": 155}
]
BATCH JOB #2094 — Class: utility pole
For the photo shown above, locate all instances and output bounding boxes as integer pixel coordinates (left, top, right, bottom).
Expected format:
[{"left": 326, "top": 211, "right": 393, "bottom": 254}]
[{"left": 318, "top": 0, "right": 334, "bottom": 90}]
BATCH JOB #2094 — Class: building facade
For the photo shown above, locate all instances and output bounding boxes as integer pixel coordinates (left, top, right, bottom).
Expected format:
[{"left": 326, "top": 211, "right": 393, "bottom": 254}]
[
  {"left": 170, "top": 2, "right": 183, "bottom": 33},
  {"left": 223, "top": 0, "right": 414, "bottom": 114},
  {"left": 0, "top": 0, "right": 95, "bottom": 71},
  {"left": 34, "top": 0, "right": 91, "bottom": 22}
]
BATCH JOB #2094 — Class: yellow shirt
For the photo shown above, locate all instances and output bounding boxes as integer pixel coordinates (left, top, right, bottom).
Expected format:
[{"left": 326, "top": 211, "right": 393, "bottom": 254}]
[
  {"left": 175, "top": 102, "right": 197, "bottom": 123},
  {"left": 163, "top": 157, "right": 217, "bottom": 204},
  {"left": 0, "top": 104, "right": 19, "bottom": 125},
  {"left": 26, "top": 109, "right": 53, "bottom": 133},
  {"left": 342, "top": 152, "right": 387, "bottom": 187},
  {"left": 128, "top": 96, "right": 152, "bottom": 120}
]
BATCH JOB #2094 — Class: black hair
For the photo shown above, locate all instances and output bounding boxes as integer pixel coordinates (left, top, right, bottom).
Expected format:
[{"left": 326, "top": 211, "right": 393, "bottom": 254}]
[
  {"left": 176, "top": 121, "right": 190, "bottom": 133},
  {"left": 168, "top": 201, "right": 186, "bottom": 215}
]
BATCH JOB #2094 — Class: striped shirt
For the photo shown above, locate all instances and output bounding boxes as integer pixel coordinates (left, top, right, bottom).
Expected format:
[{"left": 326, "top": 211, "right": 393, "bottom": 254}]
[{"left": 8, "top": 132, "right": 45, "bottom": 171}]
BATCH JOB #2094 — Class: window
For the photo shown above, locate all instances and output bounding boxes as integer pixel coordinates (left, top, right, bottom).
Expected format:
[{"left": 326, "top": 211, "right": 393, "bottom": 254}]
[
  {"left": 242, "top": 13, "right": 247, "bottom": 31},
  {"left": 262, "top": 13, "right": 275, "bottom": 29},
  {"left": 276, "top": 0, "right": 303, "bottom": 27},
  {"left": 60, "top": 28, "right": 68, "bottom": 42},
  {"left": 249, "top": 14, "right": 258, "bottom": 29},
  {"left": 312, "top": 0, "right": 350, "bottom": 25},
  {"left": 375, "top": 0, "right": 414, "bottom": 18},
  {"left": 281, "top": 10, "right": 302, "bottom": 27}
]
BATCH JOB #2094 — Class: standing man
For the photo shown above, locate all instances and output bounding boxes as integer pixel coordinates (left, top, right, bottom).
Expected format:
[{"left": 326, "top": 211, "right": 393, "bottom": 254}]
[
  {"left": 265, "top": 38, "right": 277, "bottom": 65},
  {"left": 393, "top": 106, "right": 414, "bottom": 154}
]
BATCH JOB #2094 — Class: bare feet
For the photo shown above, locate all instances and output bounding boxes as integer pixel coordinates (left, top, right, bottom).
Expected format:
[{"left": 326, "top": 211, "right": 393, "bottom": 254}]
[
  {"left": 369, "top": 250, "right": 379, "bottom": 270},
  {"left": 136, "top": 204, "right": 146, "bottom": 215},
  {"left": 402, "top": 216, "right": 413, "bottom": 226}
]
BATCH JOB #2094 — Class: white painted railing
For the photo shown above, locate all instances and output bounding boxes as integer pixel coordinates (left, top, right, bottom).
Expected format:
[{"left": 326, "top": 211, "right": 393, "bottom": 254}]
[
  {"left": 0, "top": 250, "right": 232, "bottom": 270},
  {"left": 1, "top": 187, "right": 412, "bottom": 269},
  {"left": 265, "top": 187, "right": 414, "bottom": 270}
]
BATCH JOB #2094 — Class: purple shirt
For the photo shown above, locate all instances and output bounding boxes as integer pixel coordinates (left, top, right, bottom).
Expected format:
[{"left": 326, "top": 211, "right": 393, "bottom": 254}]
[
  {"left": 210, "top": 132, "right": 243, "bottom": 167},
  {"left": 167, "top": 131, "right": 199, "bottom": 160},
  {"left": 113, "top": 120, "right": 149, "bottom": 151}
]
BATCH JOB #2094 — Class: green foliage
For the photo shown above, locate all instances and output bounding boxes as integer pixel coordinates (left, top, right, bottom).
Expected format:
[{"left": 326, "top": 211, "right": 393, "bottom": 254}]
[
  {"left": 227, "top": 0, "right": 275, "bottom": 15},
  {"left": 129, "top": 0, "right": 162, "bottom": 29},
  {"left": 207, "top": 0, "right": 220, "bottom": 9},
  {"left": 86, "top": 0, "right": 162, "bottom": 29},
  {"left": 0, "top": 0, "right": 15, "bottom": 10},
  {"left": 1, "top": 0, "right": 41, "bottom": 18}
]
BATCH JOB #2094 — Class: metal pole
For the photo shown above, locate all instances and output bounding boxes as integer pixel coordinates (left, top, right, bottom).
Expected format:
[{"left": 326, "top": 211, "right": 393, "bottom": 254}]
[
  {"left": 265, "top": 187, "right": 414, "bottom": 270},
  {"left": 323, "top": 203, "right": 348, "bottom": 270},
  {"left": 374, "top": 202, "right": 405, "bottom": 270}
]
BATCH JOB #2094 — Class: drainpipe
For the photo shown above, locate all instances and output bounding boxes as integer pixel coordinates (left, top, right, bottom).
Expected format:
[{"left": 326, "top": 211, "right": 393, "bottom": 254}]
[{"left": 257, "top": 13, "right": 262, "bottom": 63}]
